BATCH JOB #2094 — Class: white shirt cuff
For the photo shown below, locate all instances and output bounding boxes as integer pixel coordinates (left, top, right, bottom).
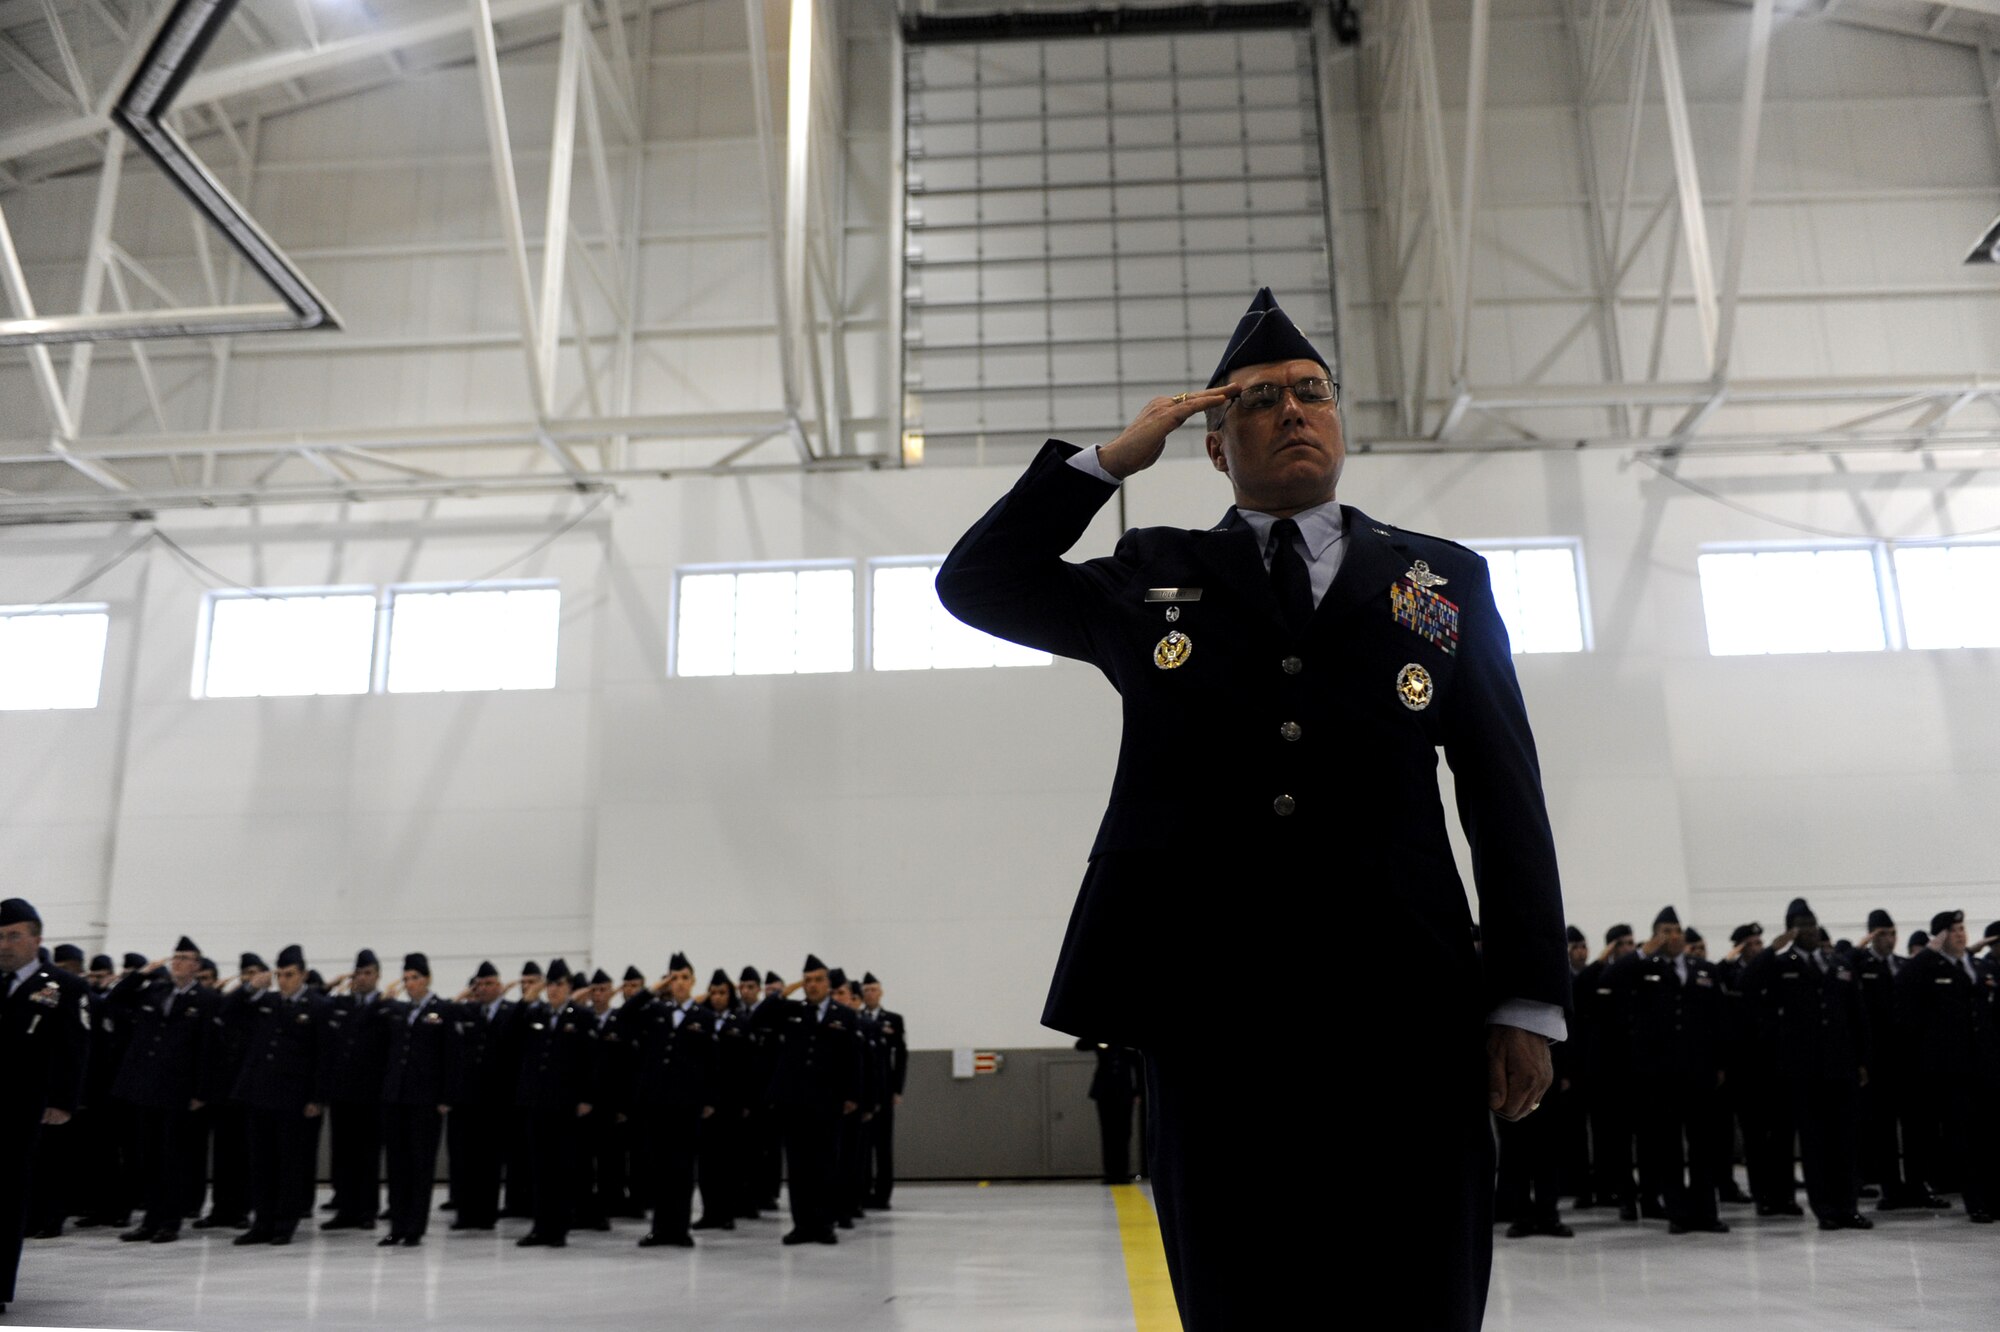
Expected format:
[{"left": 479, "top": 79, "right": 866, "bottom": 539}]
[
  {"left": 1486, "top": 998, "right": 1567, "bottom": 1043},
  {"left": 1065, "top": 445, "right": 1121, "bottom": 486}
]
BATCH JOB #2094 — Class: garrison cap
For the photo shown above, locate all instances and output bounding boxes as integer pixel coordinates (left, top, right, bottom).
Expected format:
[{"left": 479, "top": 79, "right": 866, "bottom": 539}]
[
  {"left": 1909, "top": 931, "right": 1930, "bottom": 950},
  {"left": 1652, "top": 906, "right": 1680, "bottom": 928},
  {"left": 1930, "top": 910, "right": 1963, "bottom": 936},
  {"left": 1683, "top": 928, "right": 1704, "bottom": 945},
  {"left": 862, "top": 971, "right": 880, "bottom": 986},
  {"left": 669, "top": 951, "right": 692, "bottom": 974},
  {"left": 1984, "top": 921, "right": 2000, "bottom": 943},
  {"left": 802, "top": 954, "right": 827, "bottom": 974},
  {"left": 123, "top": 952, "right": 147, "bottom": 970},
  {"left": 198, "top": 957, "right": 218, "bottom": 975},
  {"left": 241, "top": 952, "right": 268, "bottom": 972},
  {"left": 275, "top": 944, "right": 305, "bottom": 969},
  {"left": 355, "top": 949, "right": 380, "bottom": 970},
  {"left": 1605, "top": 924, "right": 1633, "bottom": 945},
  {"left": 827, "top": 967, "right": 849, "bottom": 990},
  {"left": 1867, "top": 909, "right": 1894, "bottom": 932},
  {"left": 91, "top": 953, "right": 114, "bottom": 972},
  {"left": 52, "top": 943, "right": 83, "bottom": 964},
  {"left": 174, "top": 936, "right": 199, "bottom": 955},
  {"left": 521, "top": 959, "right": 543, "bottom": 978},
  {"left": 1784, "top": 898, "right": 1815, "bottom": 928},
  {"left": 739, "top": 965, "right": 761, "bottom": 985},
  {"left": 1564, "top": 926, "right": 1585, "bottom": 946},
  {"left": 590, "top": 968, "right": 612, "bottom": 987},
  {"left": 765, "top": 971, "right": 783, "bottom": 986},
  {"left": 403, "top": 952, "right": 429, "bottom": 977},
  {"left": 624, "top": 966, "right": 645, "bottom": 982},
  {"left": 1206, "top": 287, "right": 1330, "bottom": 388},
  {"left": 473, "top": 960, "right": 499, "bottom": 980},
  {"left": 545, "top": 958, "right": 571, "bottom": 984},
  {"left": 709, "top": 968, "right": 731, "bottom": 987},
  {"left": 1729, "top": 923, "right": 1762, "bottom": 945},
  {"left": 0, "top": 898, "right": 40, "bottom": 928}
]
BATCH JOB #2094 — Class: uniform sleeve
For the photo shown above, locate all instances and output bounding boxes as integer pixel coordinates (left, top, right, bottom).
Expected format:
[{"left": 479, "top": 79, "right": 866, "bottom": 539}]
[
  {"left": 888, "top": 1017, "right": 909, "bottom": 1096},
  {"left": 935, "top": 439, "right": 1128, "bottom": 665},
  {"left": 1439, "top": 557, "right": 1570, "bottom": 1019},
  {"left": 50, "top": 983, "right": 90, "bottom": 1115}
]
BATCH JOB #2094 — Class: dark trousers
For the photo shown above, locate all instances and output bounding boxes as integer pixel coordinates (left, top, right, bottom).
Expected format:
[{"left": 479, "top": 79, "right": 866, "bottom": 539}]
[
  {"left": 1495, "top": 1082, "right": 1567, "bottom": 1225},
  {"left": 587, "top": 1109, "right": 627, "bottom": 1222},
  {"left": 208, "top": 1103, "right": 251, "bottom": 1221},
  {"left": 1789, "top": 1078, "right": 1860, "bottom": 1222},
  {"left": 1640, "top": 1084, "right": 1722, "bottom": 1225},
  {"left": 381, "top": 1104, "right": 442, "bottom": 1240},
  {"left": 1094, "top": 1095, "right": 1135, "bottom": 1182},
  {"left": 1910, "top": 1083, "right": 1993, "bottom": 1213},
  {"left": 867, "top": 1104, "right": 897, "bottom": 1203},
  {"left": 641, "top": 1105, "right": 700, "bottom": 1238},
  {"left": 326, "top": 1099, "right": 380, "bottom": 1223},
  {"left": 1587, "top": 1084, "right": 1636, "bottom": 1205},
  {"left": 26, "top": 1117, "right": 71, "bottom": 1232},
  {"left": 504, "top": 1108, "right": 535, "bottom": 1216},
  {"left": 839, "top": 1114, "right": 870, "bottom": 1220},
  {"left": 1860, "top": 1074, "right": 1924, "bottom": 1199},
  {"left": 75, "top": 1102, "right": 128, "bottom": 1224},
  {"left": 246, "top": 1107, "right": 314, "bottom": 1238},
  {"left": 696, "top": 1108, "right": 734, "bottom": 1224},
  {"left": 755, "top": 1106, "right": 783, "bottom": 1206},
  {"left": 132, "top": 1103, "right": 195, "bottom": 1232},
  {"left": 178, "top": 1103, "right": 213, "bottom": 1220},
  {"left": 1740, "top": 1070, "right": 1793, "bottom": 1206},
  {"left": 0, "top": 1116, "right": 42, "bottom": 1303},
  {"left": 528, "top": 1107, "right": 584, "bottom": 1241},
  {"left": 447, "top": 1105, "right": 505, "bottom": 1228},
  {"left": 779, "top": 1104, "right": 841, "bottom": 1237},
  {"left": 1145, "top": 1033, "right": 1492, "bottom": 1332}
]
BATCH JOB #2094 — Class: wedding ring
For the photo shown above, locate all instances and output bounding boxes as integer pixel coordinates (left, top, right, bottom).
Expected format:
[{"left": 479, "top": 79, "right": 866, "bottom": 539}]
[
  {"left": 1172, "top": 392, "right": 1189, "bottom": 404},
  {"left": 1530, "top": 1101, "right": 1542, "bottom": 1112}
]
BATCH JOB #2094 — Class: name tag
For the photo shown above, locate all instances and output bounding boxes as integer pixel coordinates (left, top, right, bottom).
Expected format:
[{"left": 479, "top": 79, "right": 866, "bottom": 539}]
[
  {"left": 1143, "top": 588, "right": 1202, "bottom": 602},
  {"left": 1643, "top": 974, "right": 1661, "bottom": 983},
  {"left": 1936, "top": 978, "right": 1954, "bottom": 985}
]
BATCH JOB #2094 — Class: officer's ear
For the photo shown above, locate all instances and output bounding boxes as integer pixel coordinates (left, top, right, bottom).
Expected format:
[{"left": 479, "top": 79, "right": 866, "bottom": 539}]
[{"left": 1204, "top": 424, "right": 1229, "bottom": 474}]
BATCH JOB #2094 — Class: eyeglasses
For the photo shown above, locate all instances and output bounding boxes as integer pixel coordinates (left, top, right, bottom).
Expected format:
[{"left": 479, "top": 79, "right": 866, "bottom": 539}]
[{"left": 1225, "top": 377, "right": 1340, "bottom": 415}]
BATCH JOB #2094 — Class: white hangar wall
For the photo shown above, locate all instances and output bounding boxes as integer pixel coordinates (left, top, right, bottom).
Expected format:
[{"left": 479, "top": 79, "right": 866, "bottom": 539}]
[{"left": 0, "top": 0, "right": 1998, "bottom": 1047}]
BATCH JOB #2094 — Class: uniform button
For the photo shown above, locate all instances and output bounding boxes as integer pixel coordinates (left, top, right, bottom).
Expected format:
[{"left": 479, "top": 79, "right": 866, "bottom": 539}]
[
  {"left": 1280, "top": 655, "right": 1303, "bottom": 675},
  {"left": 1279, "top": 721, "right": 1302, "bottom": 742},
  {"left": 1273, "top": 794, "right": 1296, "bottom": 816}
]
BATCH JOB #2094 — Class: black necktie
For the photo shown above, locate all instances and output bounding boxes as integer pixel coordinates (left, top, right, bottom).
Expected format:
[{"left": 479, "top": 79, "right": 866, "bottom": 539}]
[
  {"left": 2, "top": 972, "right": 14, "bottom": 1001},
  {"left": 1269, "top": 518, "right": 1313, "bottom": 633}
]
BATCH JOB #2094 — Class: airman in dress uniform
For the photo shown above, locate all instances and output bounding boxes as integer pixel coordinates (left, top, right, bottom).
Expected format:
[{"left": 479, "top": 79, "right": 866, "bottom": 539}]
[
  {"left": 515, "top": 960, "right": 597, "bottom": 1249},
  {"left": 201, "top": 952, "right": 269, "bottom": 1231},
  {"left": 1574, "top": 924, "right": 1638, "bottom": 1217},
  {"left": 626, "top": 954, "right": 715, "bottom": 1248},
  {"left": 752, "top": 955, "right": 862, "bottom": 1246},
  {"left": 936, "top": 289, "right": 1568, "bottom": 1329},
  {"left": 447, "top": 961, "right": 513, "bottom": 1232},
  {"left": 378, "top": 952, "right": 452, "bottom": 1247},
  {"left": 504, "top": 958, "right": 545, "bottom": 1220},
  {"left": 859, "top": 972, "right": 906, "bottom": 1210},
  {"left": 0, "top": 899, "right": 90, "bottom": 1317},
  {"left": 318, "top": 949, "right": 387, "bottom": 1230},
  {"left": 1896, "top": 911, "right": 1996, "bottom": 1223},
  {"left": 1076, "top": 1037, "right": 1141, "bottom": 1184},
  {"left": 747, "top": 968, "right": 785, "bottom": 1213},
  {"left": 229, "top": 944, "right": 326, "bottom": 1246},
  {"left": 110, "top": 937, "right": 218, "bottom": 1245},
  {"left": 71, "top": 953, "right": 131, "bottom": 1232},
  {"left": 696, "top": 968, "right": 746, "bottom": 1231}
]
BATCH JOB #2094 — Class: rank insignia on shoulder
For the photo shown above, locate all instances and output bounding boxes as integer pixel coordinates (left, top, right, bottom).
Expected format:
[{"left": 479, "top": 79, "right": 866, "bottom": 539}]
[
  {"left": 1153, "top": 630, "right": 1192, "bottom": 670},
  {"left": 1391, "top": 579, "right": 1460, "bottom": 656},
  {"left": 1395, "top": 662, "right": 1433, "bottom": 711}
]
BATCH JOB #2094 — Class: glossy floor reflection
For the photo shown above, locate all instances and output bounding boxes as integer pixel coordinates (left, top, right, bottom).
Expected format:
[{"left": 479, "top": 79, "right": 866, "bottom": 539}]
[
  {"left": 1487, "top": 1197, "right": 2000, "bottom": 1330},
  {"left": 9, "top": 1183, "right": 1139, "bottom": 1330}
]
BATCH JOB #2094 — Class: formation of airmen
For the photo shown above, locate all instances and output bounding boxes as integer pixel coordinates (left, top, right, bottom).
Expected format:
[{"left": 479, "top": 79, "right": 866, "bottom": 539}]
[
  {"left": 21, "top": 935, "right": 908, "bottom": 1261},
  {"left": 1495, "top": 899, "right": 2000, "bottom": 1238}
]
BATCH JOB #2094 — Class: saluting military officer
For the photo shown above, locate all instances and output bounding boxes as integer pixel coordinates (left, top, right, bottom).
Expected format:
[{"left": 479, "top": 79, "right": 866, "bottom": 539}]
[
  {"left": 611, "top": 964, "right": 654, "bottom": 1219},
  {"left": 318, "top": 949, "right": 388, "bottom": 1230},
  {"left": 0, "top": 899, "right": 89, "bottom": 1318},
  {"left": 696, "top": 968, "right": 747, "bottom": 1230},
  {"left": 1711, "top": 923, "right": 1766, "bottom": 1209},
  {"left": 1608, "top": 907, "right": 1728, "bottom": 1235},
  {"left": 626, "top": 953, "right": 715, "bottom": 1247},
  {"left": 201, "top": 951, "right": 270, "bottom": 1230},
  {"left": 830, "top": 970, "right": 877, "bottom": 1228},
  {"left": 936, "top": 289, "right": 1568, "bottom": 1329},
  {"left": 514, "top": 960, "right": 597, "bottom": 1248},
  {"left": 447, "top": 961, "right": 514, "bottom": 1231},
  {"left": 110, "top": 937, "right": 219, "bottom": 1244},
  {"left": 1854, "top": 910, "right": 1940, "bottom": 1210},
  {"left": 71, "top": 953, "right": 130, "bottom": 1232},
  {"left": 23, "top": 943, "right": 86, "bottom": 1239},
  {"left": 504, "top": 958, "right": 545, "bottom": 1220},
  {"left": 858, "top": 972, "right": 906, "bottom": 1210},
  {"left": 229, "top": 944, "right": 326, "bottom": 1245},
  {"left": 378, "top": 952, "right": 453, "bottom": 1247},
  {"left": 1745, "top": 900, "right": 1871, "bottom": 1229},
  {"left": 1896, "top": 911, "right": 1997, "bottom": 1222},
  {"left": 753, "top": 955, "right": 863, "bottom": 1246},
  {"left": 743, "top": 967, "right": 783, "bottom": 1214}
]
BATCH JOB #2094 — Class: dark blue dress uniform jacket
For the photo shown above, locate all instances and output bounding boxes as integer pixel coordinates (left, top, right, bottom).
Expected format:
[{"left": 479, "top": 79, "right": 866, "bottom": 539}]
[
  {"left": 230, "top": 990, "right": 328, "bottom": 1111},
  {"left": 3, "top": 964, "right": 89, "bottom": 1119},
  {"left": 1744, "top": 947, "right": 1868, "bottom": 1084},
  {"left": 380, "top": 994, "right": 455, "bottom": 1107},
  {"left": 936, "top": 440, "right": 1569, "bottom": 1047},
  {"left": 1606, "top": 951, "right": 1724, "bottom": 1087},
  {"left": 109, "top": 973, "right": 219, "bottom": 1110}
]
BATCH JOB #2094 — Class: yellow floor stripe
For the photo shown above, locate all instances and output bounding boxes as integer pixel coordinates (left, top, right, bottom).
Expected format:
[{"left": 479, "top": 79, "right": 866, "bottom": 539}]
[{"left": 1110, "top": 1184, "right": 1181, "bottom": 1332}]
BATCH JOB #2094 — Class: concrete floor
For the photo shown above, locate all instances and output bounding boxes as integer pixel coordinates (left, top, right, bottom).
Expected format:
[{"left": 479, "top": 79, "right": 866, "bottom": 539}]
[{"left": 8, "top": 1184, "right": 1998, "bottom": 1329}]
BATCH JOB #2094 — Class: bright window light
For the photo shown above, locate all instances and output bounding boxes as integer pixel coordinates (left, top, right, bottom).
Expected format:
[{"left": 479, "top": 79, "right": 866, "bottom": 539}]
[
  {"left": 385, "top": 586, "right": 561, "bottom": 693},
  {"left": 1474, "top": 546, "right": 1588, "bottom": 654},
  {"left": 0, "top": 605, "right": 110, "bottom": 710},
  {"left": 1893, "top": 544, "right": 2000, "bottom": 650},
  {"left": 1697, "top": 549, "right": 1886, "bottom": 656},
  {"left": 675, "top": 567, "right": 854, "bottom": 677},
  {"left": 871, "top": 563, "right": 1052, "bottom": 671},
  {"left": 201, "top": 591, "right": 377, "bottom": 698}
]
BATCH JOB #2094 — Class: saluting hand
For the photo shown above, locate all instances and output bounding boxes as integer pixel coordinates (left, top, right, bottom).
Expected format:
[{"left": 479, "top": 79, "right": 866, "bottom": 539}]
[
  {"left": 42, "top": 1108, "right": 71, "bottom": 1126},
  {"left": 1095, "top": 386, "right": 1241, "bottom": 480}
]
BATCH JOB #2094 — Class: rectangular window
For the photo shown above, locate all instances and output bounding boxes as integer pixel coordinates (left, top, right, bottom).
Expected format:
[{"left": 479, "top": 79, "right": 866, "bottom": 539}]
[
  {"left": 1892, "top": 544, "right": 2000, "bottom": 650},
  {"left": 1697, "top": 549, "right": 1887, "bottom": 656},
  {"left": 1472, "top": 545, "right": 1589, "bottom": 654},
  {"left": 384, "top": 585, "right": 561, "bottom": 693},
  {"left": 199, "top": 591, "right": 378, "bottom": 698},
  {"left": 0, "top": 605, "right": 110, "bottom": 710},
  {"left": 871, "top": 562, "right": 1052, "bottom": 670},
  {"left": 674, "top": 567, "right": 855, "bottom": 677}
]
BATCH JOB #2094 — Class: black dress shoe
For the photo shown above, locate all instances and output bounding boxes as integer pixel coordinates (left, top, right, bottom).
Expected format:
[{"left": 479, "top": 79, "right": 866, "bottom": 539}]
[
  {"left": 268, "top": 1233, "right": 293, "bottom": 1246},
  {"left": 781, "top": 1228, "right": 811, "bottom": 1245},
  {"left": 1542, "top": 1222, "right": 1575, "bottom": 1237},
  {"left": 148, "top": 1228, "right": 180, "bottom": 1243},
  {"left": 1616, "top": 1202, "right": 1638, "bottom": 1222},
  {"left": 637, "top": 1232, "right": 694, "bottom": 1248},
  {"left": 1639, "top": 1200, "right": 1670, "bottom": 1220},
  {"left": 377, "top": 1234, "right": 405, "bottom": 1247},
  {"left": 814, "top": 1229, "right": 838, "bottom": 1245},
  {"left": 191, "top": 1215, "right": 231, "bottom": 1230},
  {"left": 1924, "top": 1194, "right": 1953, "bottom": 1210},
  {"left": 118, "top": 1226, "right": 157, "bottom": 1243},
  {"left": 1668, "top": 1219, "right": 1730, "bottom": 1234},
  {"left": 233, "top": 1229, "right": 274, "bottom": 1246},
  {"left": 321, "top": 1216, "right": 371, "bottom": 1231},
  {"left": 448, "top": 1221, "right": 494, "bottom": 1232},
  {"left": 691, "top": 1217, "right": 734, "bottom": 1231},
  {"left": 836, "top": 1219, "right": 854, "bottom": 1230},
  {"left": 400, "top": 1236, "right": 422, "bottom": 1247},
  {"left": 28, "top": 1226, "right": 63, "bottom": 1240},
  {"left": 1968, "top": 1210, "right": 1995, "bottom": 1224},
  {"left": 1503, "top": 1220, "right": 1539, "bottom": 1239},
  {"left": 1756, "top": 1201, "right": 1805, "bottom": 1217},
  {"left": 516, "top": 1232, "right": 547, "bottom": 1247}
]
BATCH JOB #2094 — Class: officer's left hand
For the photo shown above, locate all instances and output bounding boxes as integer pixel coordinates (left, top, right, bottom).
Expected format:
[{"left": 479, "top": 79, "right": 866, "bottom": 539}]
[
  {"left": 304, "top": 1104, "right": 323, "bottom": 1119},
  {"left": 576, "top": 1103, "right": 592, "bottom": 1118},
  {"left": 701, "top": 1106, "right": 715, "bottom": 1119},
  {"left": 1485, "top": 1025, "right": 1552, "bottom": 1121},
  {"left": 41, "top": 1108, "right": 71, "bottom": 1126},
  {"left": 842, "top": 1100, "right": 858, "bottom": 1115}
]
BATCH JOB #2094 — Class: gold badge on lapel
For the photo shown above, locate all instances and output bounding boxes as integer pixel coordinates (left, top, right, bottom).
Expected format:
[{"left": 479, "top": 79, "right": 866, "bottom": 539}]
[
  {"left": 1396, "top": 663, "right": 1433, "bottom": 711},
  {"left": 1153, "top": 630, "right": 1192, "bottom": 670}
]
